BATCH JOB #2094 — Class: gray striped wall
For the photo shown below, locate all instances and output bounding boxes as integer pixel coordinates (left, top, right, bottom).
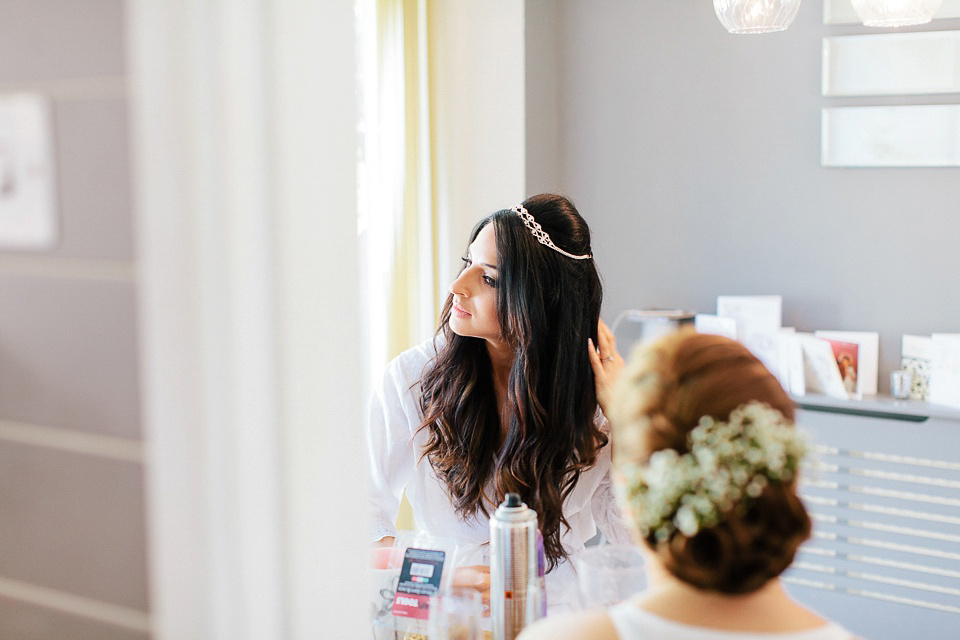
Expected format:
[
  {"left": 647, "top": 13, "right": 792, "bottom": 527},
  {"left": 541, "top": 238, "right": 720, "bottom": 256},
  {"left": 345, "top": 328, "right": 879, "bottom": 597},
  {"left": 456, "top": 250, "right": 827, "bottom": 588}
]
[{"left": 0, "top": 1, "right": 149, "bottom": 638}]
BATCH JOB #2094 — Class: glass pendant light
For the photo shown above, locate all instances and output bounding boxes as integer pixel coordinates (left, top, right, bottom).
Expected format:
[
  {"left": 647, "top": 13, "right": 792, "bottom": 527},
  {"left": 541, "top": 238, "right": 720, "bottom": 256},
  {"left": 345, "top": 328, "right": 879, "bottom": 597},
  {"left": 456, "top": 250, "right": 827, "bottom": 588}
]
[
  {"left": 713, "top": 0, "right": 803, "bottom": 34},
  {"left": 850, "top": 0, "right": 944, "bottom": 26}
]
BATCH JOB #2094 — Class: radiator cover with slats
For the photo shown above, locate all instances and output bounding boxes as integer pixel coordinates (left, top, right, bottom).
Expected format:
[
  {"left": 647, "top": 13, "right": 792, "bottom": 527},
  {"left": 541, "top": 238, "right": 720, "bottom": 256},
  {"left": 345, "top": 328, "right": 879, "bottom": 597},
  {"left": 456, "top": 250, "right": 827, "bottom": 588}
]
[{"left": 783, "top": 404, "right": 960, "bottom": 639}]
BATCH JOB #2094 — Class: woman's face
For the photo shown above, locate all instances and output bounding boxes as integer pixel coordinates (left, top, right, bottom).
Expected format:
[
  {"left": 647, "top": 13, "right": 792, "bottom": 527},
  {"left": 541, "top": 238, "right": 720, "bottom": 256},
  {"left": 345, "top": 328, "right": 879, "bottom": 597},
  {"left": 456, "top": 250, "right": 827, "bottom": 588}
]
[{"left": 449, "top": 223, "right": 504, "bottom": 346}]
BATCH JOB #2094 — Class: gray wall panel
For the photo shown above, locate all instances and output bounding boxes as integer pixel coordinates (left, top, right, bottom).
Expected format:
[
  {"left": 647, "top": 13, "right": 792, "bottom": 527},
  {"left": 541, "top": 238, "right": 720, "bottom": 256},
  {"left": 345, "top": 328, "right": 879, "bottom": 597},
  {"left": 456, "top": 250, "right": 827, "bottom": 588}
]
[
  {"left": 0, "top": 441, "right": 148, "bottom": 610},
  {"left": 0, "top": 0, "right": 146, "bottom": 635},
  {"left": 52, "top": 98, "right": 134, "bottom": 260},
  {"left": 0, "top": 596, "right": 149, "bottom": 640},
  {"left": 0, "top": 275, "right": 140, "bottom": 438},
  {"left": 0, "top": 0, "right": 124, "bottom": 82}
]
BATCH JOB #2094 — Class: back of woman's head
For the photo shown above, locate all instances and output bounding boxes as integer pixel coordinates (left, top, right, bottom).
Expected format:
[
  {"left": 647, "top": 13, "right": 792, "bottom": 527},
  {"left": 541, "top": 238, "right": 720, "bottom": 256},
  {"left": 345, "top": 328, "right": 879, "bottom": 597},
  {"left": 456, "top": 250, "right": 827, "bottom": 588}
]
[{"left": 609, "top": 329, "right": 811, "bottom": 594}]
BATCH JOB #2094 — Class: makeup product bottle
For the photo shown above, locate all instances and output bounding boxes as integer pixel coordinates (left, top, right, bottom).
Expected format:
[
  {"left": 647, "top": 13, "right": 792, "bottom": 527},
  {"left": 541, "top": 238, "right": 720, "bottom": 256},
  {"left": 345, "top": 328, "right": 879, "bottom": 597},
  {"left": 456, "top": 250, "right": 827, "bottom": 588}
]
[{"left": 490, "top": 493, "right": 545, "bottom": 640}]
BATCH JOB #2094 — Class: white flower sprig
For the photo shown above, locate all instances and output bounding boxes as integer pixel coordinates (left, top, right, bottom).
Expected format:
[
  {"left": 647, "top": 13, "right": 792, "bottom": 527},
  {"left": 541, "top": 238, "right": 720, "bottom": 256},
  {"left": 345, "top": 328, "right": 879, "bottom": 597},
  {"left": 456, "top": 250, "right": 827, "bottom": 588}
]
[{"left": 617, "top": 401, "right": 808, "bottom": 542}]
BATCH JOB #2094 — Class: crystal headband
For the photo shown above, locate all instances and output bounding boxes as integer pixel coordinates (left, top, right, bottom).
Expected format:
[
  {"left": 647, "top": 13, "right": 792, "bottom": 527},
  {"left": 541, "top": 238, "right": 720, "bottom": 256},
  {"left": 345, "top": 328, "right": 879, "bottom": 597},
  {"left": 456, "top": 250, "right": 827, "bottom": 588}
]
[{"left": 512, "top": 205, "right": 592, "bottom": 260}]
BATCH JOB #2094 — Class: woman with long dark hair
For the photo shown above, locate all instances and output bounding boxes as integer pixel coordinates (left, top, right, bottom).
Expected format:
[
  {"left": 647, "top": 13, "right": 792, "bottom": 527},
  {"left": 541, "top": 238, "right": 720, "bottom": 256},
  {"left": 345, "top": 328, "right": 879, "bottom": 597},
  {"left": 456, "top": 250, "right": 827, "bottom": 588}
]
[{"left": 367, "top": 193, "right": 630, "bottom": 607}]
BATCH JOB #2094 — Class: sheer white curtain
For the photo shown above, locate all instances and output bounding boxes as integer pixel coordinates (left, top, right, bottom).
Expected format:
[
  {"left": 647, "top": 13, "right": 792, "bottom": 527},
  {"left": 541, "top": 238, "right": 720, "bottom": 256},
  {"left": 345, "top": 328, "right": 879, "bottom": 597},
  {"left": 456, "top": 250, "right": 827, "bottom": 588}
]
[
  {"left": 357, "top": 0, "right": 529, "bottom": 385},
  {"left": 128, "top": 1, "right": 366, "bottom": 638},
  {"left": 358, "top": 0, "right": 440, "bottom": 391}
]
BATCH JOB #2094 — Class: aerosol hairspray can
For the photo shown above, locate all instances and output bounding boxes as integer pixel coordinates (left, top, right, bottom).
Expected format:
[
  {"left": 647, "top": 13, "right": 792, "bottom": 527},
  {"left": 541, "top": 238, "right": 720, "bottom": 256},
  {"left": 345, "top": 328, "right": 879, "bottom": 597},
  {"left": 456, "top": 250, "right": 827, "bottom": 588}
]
[{"left": 490, "top": 493, "right": 546, "bottom": 640}]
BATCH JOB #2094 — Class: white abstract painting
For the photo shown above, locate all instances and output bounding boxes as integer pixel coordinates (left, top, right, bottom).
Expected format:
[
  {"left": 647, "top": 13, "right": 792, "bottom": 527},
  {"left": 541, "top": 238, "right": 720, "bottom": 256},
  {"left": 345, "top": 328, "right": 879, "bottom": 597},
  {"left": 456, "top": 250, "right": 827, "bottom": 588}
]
[
  {"left": 824, "top": 0, "right": 960, "bottom": 23},
  {"left": 822, "top": 105, "right": 960, "bottom": 167},
  {"left": 0, "top": 93, "right": 58, "bottom": 249},
  {"left": 823, "top": 31, "right": 960, "bottom": 96}
]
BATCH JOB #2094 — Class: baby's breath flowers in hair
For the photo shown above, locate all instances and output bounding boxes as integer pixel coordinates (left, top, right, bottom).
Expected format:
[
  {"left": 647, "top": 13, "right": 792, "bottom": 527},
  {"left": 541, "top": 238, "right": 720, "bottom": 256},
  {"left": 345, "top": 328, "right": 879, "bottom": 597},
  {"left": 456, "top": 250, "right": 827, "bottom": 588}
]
[{"left": 617, "top": 401, "right": 808, "bottom": 543}]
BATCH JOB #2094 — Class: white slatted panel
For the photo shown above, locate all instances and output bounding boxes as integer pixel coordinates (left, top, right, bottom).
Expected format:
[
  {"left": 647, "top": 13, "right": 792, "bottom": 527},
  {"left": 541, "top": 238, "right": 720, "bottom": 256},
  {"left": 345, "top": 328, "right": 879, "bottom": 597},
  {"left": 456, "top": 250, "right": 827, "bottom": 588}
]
[{"left": 785, "top": 405, "right": 960, "bottom": 638}]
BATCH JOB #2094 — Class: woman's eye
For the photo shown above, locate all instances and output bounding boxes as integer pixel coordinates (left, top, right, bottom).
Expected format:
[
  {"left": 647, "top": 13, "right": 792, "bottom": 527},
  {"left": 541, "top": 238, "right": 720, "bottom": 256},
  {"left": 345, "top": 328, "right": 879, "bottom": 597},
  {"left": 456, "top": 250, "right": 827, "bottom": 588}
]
[{"left": 460, "top": 256, "right": 495, "bottom": 286}]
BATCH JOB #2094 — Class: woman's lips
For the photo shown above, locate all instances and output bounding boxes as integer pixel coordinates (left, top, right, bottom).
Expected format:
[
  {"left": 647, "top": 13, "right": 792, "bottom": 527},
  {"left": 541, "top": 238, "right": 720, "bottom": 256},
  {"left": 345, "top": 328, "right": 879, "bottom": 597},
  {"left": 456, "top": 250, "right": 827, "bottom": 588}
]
[{"left": 452, "top": 304, "right": 471, "bottom": 319}]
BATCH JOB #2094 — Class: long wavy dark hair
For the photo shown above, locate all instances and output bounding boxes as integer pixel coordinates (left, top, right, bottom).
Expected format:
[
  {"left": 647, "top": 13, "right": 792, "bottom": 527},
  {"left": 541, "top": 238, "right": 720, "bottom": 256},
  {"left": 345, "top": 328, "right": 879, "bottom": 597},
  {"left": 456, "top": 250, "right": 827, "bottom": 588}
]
[{"left": 417, "top": 193, "right": 607, "bottom": 570}]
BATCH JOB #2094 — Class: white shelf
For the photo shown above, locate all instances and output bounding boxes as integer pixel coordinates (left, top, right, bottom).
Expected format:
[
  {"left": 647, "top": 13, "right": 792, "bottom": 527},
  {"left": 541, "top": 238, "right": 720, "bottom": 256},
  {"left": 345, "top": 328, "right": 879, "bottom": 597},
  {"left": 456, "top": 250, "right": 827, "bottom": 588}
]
[{"left": 791, "top": 393, "right": 960, "bottom": 423}]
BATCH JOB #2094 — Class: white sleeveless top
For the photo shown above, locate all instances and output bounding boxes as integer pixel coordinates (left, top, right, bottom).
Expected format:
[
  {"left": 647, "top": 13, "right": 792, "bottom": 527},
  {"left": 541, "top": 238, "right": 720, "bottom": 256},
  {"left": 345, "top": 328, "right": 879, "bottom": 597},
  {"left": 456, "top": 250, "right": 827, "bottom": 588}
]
[{"left": 608, "top": 601, "right": 856, "bottom": 640}]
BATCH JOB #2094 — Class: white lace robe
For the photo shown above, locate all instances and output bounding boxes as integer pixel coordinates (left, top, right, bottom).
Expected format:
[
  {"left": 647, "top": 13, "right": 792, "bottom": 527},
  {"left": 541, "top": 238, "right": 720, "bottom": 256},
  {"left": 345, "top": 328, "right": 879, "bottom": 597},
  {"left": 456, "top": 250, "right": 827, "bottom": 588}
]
[{"left": 366, "top": 339, "right": 633, "bottom": 609}]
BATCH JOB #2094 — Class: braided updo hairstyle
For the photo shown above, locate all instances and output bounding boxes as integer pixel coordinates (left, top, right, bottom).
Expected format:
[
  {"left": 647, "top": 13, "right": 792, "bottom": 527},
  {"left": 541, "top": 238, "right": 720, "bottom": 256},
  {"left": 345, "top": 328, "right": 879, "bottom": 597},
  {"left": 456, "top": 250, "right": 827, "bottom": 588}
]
[{"left": 609, "top": 329, "right": 811, "bottom": 594}]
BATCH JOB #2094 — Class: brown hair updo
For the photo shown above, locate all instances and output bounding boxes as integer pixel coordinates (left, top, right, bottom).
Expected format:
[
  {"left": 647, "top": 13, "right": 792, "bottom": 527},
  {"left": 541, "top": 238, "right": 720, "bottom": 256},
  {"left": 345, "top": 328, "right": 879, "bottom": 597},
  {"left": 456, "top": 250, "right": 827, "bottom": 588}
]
[{"left": 609, "top": 329, "right": 811, "bottom": 594}]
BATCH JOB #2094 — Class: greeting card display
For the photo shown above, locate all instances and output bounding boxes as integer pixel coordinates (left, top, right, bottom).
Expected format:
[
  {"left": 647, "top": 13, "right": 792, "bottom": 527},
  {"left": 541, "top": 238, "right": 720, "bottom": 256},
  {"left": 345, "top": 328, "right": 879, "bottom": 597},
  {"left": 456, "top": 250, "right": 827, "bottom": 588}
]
[
  {"left": 694, "top": 314, "right": 738, "bottom": 340},
  {"left": 798, "top": 334, "right": 850, "bottom": 400},
  {"left": 814, "top": 330, "right": 879, "bottom": 396},
  {"left": 777, "top": 328, "right": 805, "bottom": 396},
  {"left": 823, "top": 339, "right": 859, "bottom": 397},
  {"left": 929, "top": 334, "right": 960, "bottom": 410},
  {"left": 901, "top": 334, "right": 933, "bottom": 401},
  {"left": 717, "top": 296, "right": 782, "bottom": 378}
]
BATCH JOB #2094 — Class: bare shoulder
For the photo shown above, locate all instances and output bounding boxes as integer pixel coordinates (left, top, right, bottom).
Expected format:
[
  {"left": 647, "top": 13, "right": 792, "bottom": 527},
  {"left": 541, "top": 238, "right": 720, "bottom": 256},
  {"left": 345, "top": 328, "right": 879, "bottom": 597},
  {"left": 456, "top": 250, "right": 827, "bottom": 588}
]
[{"left": 517, "top": 610, "right": 619, "bottom": 640}]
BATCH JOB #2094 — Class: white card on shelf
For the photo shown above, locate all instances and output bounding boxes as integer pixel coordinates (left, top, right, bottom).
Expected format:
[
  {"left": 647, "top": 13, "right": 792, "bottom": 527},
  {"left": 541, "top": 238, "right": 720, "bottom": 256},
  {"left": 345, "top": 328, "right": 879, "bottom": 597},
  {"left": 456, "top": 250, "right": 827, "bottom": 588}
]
[
  {"left": 716, "top": 296, "right": 782, "bottom": 377},
  {"left": 902, "top": 334, "right": 933, "bottom": 360},
  {"left": 694, "top": 314, "right": 737, "bottom": 340},
  {"left": 929, "top": 334, "right": 960, "bottom": 410},
  {"left": 814, "top": 330, "right": 880, "bottom": 396},
  {"left": 798, "top": 334, "right": 849, "bottom": 400},
  {"left": 779, "top": 329, "right": 806, "bottom": 396}
]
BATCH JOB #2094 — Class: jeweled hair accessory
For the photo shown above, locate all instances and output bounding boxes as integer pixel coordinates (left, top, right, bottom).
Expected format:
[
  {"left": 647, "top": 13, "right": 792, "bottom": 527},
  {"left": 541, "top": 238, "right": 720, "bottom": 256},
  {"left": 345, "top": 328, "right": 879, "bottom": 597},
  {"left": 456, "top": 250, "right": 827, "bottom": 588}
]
[
  {"left": 616, "top": 401, "right": 808, "bottom": 542},
  {"left": 512, "top": 205, "right": 592, "bottom": 260}
]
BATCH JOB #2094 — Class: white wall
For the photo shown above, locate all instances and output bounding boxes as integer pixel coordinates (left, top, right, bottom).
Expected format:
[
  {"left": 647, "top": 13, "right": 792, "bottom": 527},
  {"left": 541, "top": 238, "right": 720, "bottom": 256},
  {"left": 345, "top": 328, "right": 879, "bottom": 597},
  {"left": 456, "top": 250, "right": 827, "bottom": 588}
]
[
  {"left": 526, "top": 0, "right": 960, "bottom": 392},
  {"left": 432, "top": 1, "right": 526, "bottom": 289}
]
